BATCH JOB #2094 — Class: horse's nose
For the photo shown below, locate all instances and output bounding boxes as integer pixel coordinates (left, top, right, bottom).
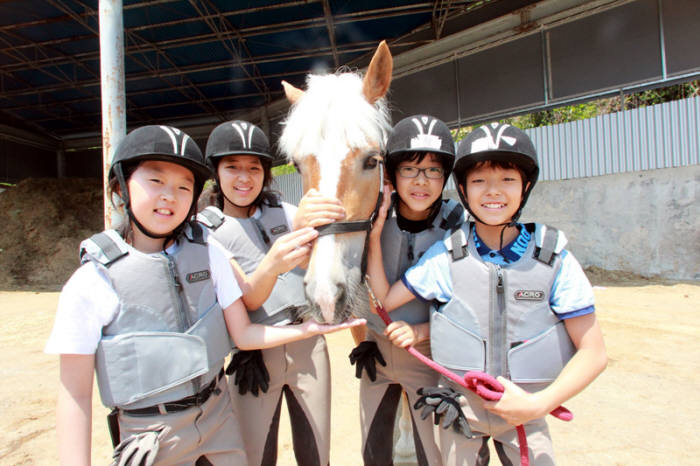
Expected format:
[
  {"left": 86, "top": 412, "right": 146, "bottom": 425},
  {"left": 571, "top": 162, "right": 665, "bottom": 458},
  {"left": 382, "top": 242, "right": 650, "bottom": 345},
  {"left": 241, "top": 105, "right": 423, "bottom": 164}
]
[{"left": 305, "top": 277, "right": 347, "bottom": 324}]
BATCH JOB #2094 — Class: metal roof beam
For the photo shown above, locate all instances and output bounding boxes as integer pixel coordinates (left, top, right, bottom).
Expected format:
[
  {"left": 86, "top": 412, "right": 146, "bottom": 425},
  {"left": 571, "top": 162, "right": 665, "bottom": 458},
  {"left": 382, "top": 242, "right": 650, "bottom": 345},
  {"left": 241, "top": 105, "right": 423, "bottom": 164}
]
[
  {"left": 322, "top": 0, "right": 339, "bottom": 68},
  {"left": 0, "top": 40, "right": 399, "bottom": 98},
  {"left": 187, "top": 0, "right": 271, "bottom": 102},
  {"left": 0, "top": 3, "right": 465, "bottom": 71}
]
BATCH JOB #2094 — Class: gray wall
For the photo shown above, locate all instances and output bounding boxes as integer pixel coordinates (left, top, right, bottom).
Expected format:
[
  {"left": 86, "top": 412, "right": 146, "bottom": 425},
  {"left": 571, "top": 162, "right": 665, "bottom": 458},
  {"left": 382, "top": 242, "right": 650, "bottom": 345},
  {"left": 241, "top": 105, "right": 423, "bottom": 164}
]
[{"left": 516, "top": 165, "right": 699, "bottom": 281}]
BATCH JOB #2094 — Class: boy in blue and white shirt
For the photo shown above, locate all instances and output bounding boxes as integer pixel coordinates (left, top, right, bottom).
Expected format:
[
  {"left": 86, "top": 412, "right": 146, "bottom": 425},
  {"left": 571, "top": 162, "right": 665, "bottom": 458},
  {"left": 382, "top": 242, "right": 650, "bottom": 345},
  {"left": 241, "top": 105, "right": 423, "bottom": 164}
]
[{"left": 366, "top": 123, "right": 607, "bottom": 465}]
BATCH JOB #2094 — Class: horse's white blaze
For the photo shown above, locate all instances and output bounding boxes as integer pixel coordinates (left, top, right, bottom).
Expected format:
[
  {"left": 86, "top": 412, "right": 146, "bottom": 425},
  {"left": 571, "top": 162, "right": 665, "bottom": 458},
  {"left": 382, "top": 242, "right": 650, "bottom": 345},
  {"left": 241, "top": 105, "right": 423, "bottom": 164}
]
[{"left": 313, "top": 234, "right": 339, "bottom": 322}]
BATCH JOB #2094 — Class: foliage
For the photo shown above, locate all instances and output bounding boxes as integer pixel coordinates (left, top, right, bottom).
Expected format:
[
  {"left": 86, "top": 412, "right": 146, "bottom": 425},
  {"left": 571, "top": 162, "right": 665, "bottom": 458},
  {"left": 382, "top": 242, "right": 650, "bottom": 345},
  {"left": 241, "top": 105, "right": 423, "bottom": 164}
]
[
  {"left": 271, "top": 163, "right": 297, "bottom": 176},
  {"left": 453, "top": 80, "right": 699, "bottom": 138}
]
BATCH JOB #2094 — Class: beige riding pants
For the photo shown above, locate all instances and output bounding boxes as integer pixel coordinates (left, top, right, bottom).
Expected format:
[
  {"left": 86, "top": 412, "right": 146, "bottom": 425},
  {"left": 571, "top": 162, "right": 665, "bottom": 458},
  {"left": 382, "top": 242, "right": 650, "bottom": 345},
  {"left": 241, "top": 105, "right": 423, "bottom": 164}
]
[
  {"left": 439, "top": 378, "right": 555, "bottom": 466},
  {"left": 229, "top": 335, "right": 331, "bottom": 466},
  {"left": 118, "top": 374, "right": 247, "bottom": 465},
  {"left": 359, "top": 331, "right": 442, "bottom": 466}
]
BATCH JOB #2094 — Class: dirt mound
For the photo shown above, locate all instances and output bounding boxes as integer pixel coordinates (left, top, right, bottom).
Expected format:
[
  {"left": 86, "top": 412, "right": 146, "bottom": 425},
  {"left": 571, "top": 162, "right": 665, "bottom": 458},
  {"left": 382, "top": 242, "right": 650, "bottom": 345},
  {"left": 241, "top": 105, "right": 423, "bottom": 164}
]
[{"left": 0, "top": 178, "right": 103, "bottom": 291}]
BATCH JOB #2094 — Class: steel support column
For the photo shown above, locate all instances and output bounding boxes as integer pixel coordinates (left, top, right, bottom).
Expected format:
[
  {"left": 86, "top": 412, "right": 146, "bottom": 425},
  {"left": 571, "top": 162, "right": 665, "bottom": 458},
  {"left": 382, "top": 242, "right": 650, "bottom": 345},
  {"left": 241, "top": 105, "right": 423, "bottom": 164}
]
[{"left": 99, "top": 0, "right": 126, "bottom": 228}]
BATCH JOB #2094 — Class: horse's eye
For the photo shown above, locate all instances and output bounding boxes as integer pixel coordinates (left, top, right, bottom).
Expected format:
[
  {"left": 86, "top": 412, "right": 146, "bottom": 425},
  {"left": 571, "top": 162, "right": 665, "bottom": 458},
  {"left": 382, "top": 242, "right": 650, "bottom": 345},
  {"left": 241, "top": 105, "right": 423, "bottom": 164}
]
[{"left": 364, "top": 157, "right": 379, "bottom": 170}]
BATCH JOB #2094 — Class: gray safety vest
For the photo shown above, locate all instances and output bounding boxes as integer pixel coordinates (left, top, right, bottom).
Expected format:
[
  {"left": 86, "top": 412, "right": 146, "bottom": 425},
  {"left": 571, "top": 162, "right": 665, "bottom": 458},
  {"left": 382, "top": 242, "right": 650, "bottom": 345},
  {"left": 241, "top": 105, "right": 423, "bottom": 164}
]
[
  {"left": 430, "top": 222, "right": 576, "bottom": 391},
  {"left": 80, "top": 223, "right": 232, "bottom": 409},
  {"left": 364, "top": 197, "right": 464, "bottom": 334},
  {"left": 197, "top": 199, "right": 308, "bottom": 327}
]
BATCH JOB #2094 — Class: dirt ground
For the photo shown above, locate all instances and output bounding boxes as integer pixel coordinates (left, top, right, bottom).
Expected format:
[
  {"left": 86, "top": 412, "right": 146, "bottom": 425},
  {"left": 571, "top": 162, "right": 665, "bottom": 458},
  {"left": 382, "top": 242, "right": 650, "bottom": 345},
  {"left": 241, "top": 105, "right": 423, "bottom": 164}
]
[{"left": 1, "top": 280, "right": 699, "bottom": 465}]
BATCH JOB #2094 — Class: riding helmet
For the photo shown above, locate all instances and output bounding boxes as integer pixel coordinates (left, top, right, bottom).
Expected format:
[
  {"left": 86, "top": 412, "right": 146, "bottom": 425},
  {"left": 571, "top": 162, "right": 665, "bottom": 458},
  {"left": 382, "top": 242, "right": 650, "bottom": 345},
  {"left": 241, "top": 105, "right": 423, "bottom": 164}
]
[
  {"left": 109, "top": 125, "right": 207, "bottom": 238},
  {"left": 205, "top": 120, "right": 272, "bottom": 172},
  {"left": 109, "top": 125, "right": 209, "bottom": 186},
  {"left": 453, "top": 122, "right": 539, "bottom": 222},
  {"left": 385, "top": 115, "right": 456, "bottom": 184}
]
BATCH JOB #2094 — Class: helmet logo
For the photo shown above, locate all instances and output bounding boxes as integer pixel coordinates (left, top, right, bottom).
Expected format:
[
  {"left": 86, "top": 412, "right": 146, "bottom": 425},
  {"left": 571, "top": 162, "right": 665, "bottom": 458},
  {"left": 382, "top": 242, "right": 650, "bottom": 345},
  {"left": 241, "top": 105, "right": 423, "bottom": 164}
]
[
  {"left": 409, "top": 117, "right": 442, "bottom": 150},
  {"left": 159, "top": 125, "right": 192, "bottom": 155},
  {"left": 471, "top": 124, "right": 516, "bottom": 153},
  {"left": 231, "top": 121, "right": 257, "bottom": 150}
]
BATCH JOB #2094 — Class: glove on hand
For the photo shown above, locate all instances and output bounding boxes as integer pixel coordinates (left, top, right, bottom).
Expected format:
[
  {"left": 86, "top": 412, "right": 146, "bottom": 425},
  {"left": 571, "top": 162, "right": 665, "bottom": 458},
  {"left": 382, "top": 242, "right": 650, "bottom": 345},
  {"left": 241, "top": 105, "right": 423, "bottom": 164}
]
[
  {"left": 111, "top": 428, "right": 163, "bottom": 466},
  {"left": 414, "top": 386, "right": 473, "bottom": 438},
  {"left": 348, "top": 341, "right": 387, "bottom": 381},
  {"left": 226, "top": 349, "right": 270, "bottom": 396}
]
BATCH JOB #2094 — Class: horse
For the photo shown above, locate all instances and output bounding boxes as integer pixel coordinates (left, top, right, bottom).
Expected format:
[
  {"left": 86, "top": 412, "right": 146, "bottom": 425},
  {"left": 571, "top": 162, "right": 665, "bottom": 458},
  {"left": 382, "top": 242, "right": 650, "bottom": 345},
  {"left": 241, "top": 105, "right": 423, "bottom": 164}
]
[{"left": 279, "top": 41, "right": 393, "bottom": 324}]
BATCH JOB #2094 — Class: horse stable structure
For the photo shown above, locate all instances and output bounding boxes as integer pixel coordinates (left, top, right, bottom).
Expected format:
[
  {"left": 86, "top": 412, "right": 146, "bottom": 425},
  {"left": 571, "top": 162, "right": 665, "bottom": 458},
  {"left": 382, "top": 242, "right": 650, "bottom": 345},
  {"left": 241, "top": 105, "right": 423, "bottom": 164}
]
[{"left": 1, "top": 0, "right": 699, "bottom": 280}]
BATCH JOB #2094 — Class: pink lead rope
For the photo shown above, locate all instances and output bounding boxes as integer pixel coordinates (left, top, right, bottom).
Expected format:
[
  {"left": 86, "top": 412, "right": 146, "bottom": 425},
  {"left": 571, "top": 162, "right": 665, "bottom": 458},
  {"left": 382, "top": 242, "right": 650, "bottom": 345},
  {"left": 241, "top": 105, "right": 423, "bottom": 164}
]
[{"left": 365, "top": 280, "right": 572, "bottom": 466}]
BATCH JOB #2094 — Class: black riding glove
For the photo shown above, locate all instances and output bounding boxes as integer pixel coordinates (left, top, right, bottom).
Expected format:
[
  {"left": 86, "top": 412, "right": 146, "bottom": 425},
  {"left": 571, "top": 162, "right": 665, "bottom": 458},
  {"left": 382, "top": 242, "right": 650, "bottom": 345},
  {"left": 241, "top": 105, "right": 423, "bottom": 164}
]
[
  {"left": 348, "top": 341, "right": 387, "bottom": 382},
  {"left": 414, "top": 386, "right": 473, "bottom": 438},
  {"left": 225, "top": 349, "right": 270, "bottom": 396}
]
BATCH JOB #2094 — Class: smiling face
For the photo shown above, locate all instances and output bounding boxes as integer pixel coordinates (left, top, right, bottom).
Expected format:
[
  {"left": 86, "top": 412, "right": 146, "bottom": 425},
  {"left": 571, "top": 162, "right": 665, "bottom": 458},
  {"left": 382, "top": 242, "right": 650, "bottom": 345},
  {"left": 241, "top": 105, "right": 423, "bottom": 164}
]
[
  {"left": 394, "top": 152, "right": 445, "bottom": 220},
  {"left": 126, "top": 160, "right": 195, "bottom": 252},
  {"left": 461, "top": 162, "right": 526, "bottom": 227},
  {"left": 216, "top": 154, "right": 265, "bottom": 217}
]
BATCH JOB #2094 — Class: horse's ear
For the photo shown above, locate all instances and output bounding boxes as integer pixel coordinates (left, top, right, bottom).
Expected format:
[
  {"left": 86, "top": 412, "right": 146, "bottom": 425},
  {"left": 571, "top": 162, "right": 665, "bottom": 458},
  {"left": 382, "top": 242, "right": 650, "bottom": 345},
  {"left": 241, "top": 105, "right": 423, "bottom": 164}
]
[
  {"left": 363, "top": 40, "right": 393, "bottom": 104},
  {"left": 282, "top": 80, "right": 305, "bottom": 105}
]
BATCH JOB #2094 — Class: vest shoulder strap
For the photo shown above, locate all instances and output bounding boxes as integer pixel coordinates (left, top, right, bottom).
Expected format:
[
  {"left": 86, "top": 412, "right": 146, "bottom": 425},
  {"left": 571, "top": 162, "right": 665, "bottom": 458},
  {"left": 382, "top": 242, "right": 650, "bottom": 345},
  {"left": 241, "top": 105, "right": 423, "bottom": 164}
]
[
  {"left": 183, "top": 220, "right": 208, "bottom": 245},
  {"left": 265, "top": 192, "right": 282, "bottom": 208},
  {"left": 528, "top": 223, "right": 568, "bottom": 266},
  {"left": 196, "top": 206, "right": 225, "bottom": 230},
  {"left": 80, "top": 230, "right": 129, "bottom": 267},
  {"left": 444, "top": 223, "right": 470, "bottom": 261},
  {"left": 439, "top": 199, "right": 465, "bottom": 232}
]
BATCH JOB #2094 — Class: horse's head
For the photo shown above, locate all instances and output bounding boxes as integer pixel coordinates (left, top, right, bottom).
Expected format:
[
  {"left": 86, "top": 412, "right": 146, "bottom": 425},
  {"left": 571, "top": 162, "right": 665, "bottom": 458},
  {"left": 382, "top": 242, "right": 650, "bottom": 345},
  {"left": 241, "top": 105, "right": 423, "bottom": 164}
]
[{"left": 279, "top": 41, "right": 392, "bottom": 324}]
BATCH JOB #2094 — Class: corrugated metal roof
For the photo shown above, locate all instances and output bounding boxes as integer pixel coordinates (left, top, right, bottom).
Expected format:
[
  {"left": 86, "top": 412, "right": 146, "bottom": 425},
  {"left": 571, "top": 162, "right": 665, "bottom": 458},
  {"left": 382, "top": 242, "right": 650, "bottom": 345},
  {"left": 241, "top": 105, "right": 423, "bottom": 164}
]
[{"left": 0, "top": 0, "right": 533, "bottom": 143}]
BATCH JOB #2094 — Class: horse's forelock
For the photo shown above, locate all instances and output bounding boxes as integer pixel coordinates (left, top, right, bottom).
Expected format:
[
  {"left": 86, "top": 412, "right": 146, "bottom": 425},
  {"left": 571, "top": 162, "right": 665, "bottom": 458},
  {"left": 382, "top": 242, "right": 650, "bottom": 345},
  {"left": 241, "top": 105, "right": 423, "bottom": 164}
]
[{"left": 279, "top": 72, "right": 391, "bottom": 165}]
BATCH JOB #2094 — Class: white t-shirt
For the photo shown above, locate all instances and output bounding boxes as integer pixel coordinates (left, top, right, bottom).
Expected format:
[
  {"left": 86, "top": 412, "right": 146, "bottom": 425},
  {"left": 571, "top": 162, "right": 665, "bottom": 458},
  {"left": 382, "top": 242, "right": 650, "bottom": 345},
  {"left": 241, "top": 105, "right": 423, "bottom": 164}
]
[{"left": 45, "top": 236, "right": 242, "bottom": 355}]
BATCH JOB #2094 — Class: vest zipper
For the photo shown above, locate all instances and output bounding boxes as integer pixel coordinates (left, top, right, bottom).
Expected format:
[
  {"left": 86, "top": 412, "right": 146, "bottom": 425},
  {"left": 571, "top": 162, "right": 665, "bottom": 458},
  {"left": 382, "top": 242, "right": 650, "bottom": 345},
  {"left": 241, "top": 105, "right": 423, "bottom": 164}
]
[
  {"left": 407, "top": 233, "right": 415, "bottom": 262},
  {"left": 488, "top": 264, "right": 507, "bottom": 377},
  {"left": 165, "top": 253, "right": 200, "bottom": 392}
]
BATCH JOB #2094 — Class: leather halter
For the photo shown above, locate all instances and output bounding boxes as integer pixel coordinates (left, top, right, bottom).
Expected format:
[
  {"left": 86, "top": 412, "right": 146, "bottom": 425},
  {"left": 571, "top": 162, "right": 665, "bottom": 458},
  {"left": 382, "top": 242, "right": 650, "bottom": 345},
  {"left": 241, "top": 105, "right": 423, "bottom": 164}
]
[{"left": 313, "top": 161, "right": 384, "bottom": 278}]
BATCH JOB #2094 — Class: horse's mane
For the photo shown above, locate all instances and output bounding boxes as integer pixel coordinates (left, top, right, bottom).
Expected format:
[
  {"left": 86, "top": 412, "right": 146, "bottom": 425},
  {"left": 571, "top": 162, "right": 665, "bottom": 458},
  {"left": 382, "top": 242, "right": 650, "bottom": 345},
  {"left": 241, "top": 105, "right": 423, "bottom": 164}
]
[{"left": 279, "top": 71, "right": 391, "bottom": 162}]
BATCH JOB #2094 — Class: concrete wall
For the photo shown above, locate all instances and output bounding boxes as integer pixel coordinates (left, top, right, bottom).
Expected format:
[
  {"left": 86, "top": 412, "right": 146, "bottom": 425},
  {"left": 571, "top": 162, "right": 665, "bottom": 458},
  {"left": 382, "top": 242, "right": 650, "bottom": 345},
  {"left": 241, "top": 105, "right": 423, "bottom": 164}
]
[{"left": 515, "top": 166, "right": 698, "bottom": 281}]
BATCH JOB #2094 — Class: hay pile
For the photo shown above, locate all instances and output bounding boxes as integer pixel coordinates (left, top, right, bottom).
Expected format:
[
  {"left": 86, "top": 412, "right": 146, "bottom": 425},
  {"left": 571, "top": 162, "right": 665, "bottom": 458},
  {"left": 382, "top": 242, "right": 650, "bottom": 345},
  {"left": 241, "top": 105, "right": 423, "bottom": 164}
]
[{"left": 0, "top": 178, "right": 103, "bottom": 290}]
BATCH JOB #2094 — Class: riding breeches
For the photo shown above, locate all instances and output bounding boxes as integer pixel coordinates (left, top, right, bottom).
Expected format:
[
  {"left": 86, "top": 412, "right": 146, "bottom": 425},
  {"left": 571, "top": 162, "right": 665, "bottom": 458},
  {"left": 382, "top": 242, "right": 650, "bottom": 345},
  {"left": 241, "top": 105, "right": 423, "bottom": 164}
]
[
  {"left": 229, "top": 335, "right": 331, "bottom": 466},
  {"left": 438, "top": 377, "right": 556, "bottom": 466},
  {"left": 359, "top": 331, "right": 442, "bottom": 466},
  {"left": 118, "top": 374, "right": 248, "bottom": 465}
]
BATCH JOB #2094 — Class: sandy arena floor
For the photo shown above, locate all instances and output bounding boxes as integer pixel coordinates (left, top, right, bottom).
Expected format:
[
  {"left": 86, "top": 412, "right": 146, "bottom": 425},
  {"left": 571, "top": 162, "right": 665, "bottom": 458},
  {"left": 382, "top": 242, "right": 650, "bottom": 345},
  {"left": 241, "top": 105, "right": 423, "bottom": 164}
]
[{"left": 1, "top": 282, "right": 699, "bottom": 465}]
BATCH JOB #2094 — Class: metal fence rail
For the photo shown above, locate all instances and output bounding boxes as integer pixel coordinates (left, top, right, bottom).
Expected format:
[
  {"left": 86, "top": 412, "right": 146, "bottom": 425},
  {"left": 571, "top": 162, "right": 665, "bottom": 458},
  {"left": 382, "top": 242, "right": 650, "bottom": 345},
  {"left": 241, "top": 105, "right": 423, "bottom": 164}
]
[{"left": 274, "top": 96, "right": 700, "bottom": 204}]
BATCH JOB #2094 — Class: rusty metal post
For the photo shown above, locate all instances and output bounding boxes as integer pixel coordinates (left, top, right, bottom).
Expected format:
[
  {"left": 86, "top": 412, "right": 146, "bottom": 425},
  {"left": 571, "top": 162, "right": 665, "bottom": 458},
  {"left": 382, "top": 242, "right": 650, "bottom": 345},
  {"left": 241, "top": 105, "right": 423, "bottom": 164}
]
[{"left": 99, "top": 0, "right": 126, "bottom": 228}]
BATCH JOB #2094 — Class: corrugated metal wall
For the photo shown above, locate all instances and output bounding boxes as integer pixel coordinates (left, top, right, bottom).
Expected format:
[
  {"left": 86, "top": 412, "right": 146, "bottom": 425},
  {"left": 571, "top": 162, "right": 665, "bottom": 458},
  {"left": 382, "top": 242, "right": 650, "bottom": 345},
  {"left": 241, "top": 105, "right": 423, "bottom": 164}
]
[
  {"left": 274, "top": 96, "right": 700, "bottom": 204},
  {"left": 531, "top": 95, "right": 700, "bottom": 181}
]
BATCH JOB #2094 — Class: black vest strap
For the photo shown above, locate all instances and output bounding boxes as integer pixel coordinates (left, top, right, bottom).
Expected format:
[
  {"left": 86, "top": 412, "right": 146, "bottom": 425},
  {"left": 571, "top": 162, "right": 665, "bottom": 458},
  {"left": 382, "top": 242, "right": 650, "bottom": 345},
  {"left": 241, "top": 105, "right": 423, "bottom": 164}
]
[
  {"left": 187, "top": 222, "right": 207, "bottom": 245},
  {"left": 439, "top": 202, "right": 465, "bottom": 232},
  {"left": 449, "top": 228, "right": 468, "bottom": 261},
  {"left": 534, "top": 225, "right": 559, "bottom": 266}
]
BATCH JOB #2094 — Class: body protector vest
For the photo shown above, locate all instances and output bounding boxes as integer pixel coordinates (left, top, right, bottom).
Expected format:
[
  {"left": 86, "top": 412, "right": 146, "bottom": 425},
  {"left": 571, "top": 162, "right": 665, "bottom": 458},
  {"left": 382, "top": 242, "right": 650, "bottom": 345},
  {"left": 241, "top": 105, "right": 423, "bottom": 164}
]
[
  {"left": 365, "top": 197, "right": 464, "bottom": 335},
  {"left": 79, "top": 223, "right": 232, "bottom": 409},
  {"left": 430, "top": 222, "right": 575, "bottom": 392},
  {"left": 197, "top": 198, "right": 308, "bottom": 328}
]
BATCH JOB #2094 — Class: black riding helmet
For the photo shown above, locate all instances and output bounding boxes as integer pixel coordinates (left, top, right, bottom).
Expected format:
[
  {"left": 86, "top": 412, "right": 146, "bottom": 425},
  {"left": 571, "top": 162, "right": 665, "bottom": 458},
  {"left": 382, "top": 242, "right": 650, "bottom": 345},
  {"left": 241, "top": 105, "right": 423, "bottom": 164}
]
[
  {"left": 109, "top": 125, "right": 208, "bottom": 239},
  {"left": 205, "top": 120, "right": 272, "bottom": 172},
  {"left": 453, "top": 122, "right": 539, "bottom": 224},
  {"left": 385, "top": 115, "right": 456, "bottom": 187}
]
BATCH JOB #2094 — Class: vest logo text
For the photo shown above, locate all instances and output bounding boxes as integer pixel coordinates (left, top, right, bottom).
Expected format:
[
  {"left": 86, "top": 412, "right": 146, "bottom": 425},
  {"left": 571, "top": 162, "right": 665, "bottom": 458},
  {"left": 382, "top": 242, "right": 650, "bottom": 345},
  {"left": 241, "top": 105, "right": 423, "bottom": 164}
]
[
  {"left": 514, "top": 290, "right": 545, "bottom": 301},
  {"left": 186, "top": 270, "right": 211, "bottom": 283},
  {"left": 271, "top": 225, "right": 289, "bottom": 235}
]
